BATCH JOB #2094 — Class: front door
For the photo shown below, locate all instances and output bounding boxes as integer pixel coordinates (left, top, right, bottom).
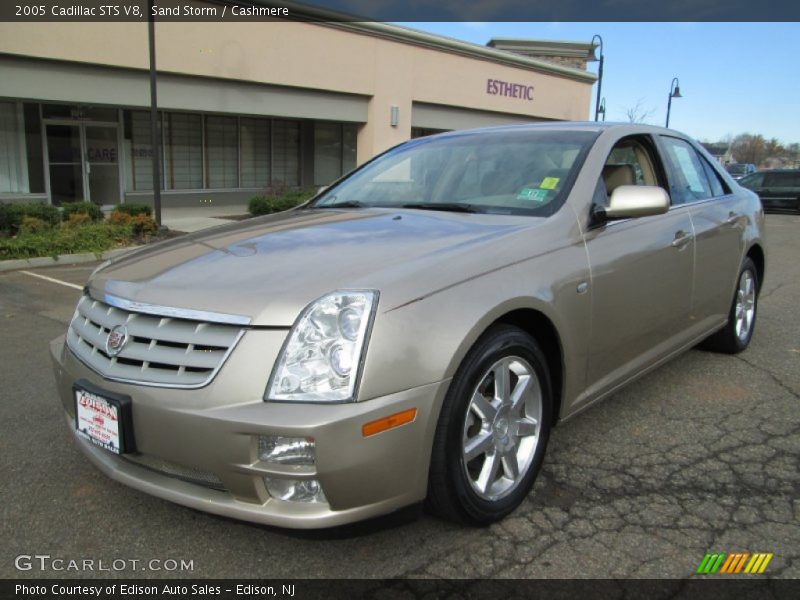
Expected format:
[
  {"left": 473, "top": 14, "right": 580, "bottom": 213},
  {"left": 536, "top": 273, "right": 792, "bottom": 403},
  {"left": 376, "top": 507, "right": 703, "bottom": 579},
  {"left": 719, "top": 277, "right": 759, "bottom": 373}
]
[
  {"left": 85, "top": 125, "right": 121, "bottom": 206},
  {"left": 46, "top": 123, "right": 84, "bottom": 205},
  {"left": 582, "top": 209, "right": 695, "bottom": 395},
  {"left": 45, "top": 121, "right": 121, "bottom": 206},
  {"left": 581, "top": 134, "right": 695, "bottom": 400}
]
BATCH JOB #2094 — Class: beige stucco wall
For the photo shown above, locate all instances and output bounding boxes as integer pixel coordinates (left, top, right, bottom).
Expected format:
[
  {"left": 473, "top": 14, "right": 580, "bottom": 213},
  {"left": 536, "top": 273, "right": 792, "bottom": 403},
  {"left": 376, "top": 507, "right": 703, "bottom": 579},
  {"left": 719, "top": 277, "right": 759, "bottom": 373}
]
[{"left": 0, "top": 20, "right": 593, "bottom": 163}]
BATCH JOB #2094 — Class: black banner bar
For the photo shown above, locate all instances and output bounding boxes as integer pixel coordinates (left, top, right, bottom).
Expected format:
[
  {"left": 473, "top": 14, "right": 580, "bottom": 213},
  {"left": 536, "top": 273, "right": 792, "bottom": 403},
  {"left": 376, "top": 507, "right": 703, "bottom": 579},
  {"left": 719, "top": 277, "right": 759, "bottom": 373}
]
[
  {"left": 4, "top": 579, "right": 800, "bottom": 600},
  {"left": 1, "top": 0, "right": 799, "bottom": 22}
]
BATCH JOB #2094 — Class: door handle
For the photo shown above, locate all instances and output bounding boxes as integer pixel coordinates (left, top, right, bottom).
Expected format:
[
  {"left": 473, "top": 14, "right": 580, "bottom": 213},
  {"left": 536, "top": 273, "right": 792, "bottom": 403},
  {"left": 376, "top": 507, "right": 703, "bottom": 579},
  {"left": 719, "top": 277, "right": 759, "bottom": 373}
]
[
  {"left": 725, "top": 212, "right": 740, "bottom": 225},
  {"left": 671, "top": 230, "right": 693, "bottom": 248}
]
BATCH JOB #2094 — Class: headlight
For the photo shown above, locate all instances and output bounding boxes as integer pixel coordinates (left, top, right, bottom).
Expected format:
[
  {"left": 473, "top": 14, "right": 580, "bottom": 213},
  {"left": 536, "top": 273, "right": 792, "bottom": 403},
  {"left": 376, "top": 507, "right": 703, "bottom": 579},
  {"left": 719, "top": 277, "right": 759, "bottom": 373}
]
[{"left": 266, "top": 290, "right": 378, "bottom": 403}]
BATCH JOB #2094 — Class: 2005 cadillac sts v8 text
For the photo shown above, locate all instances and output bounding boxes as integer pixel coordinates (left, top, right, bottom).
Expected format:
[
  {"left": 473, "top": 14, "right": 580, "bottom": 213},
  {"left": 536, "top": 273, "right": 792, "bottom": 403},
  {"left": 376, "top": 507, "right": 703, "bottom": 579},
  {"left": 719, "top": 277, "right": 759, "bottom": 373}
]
[{"left": 50, "top": 123, "right": 765, "bottom": 528}]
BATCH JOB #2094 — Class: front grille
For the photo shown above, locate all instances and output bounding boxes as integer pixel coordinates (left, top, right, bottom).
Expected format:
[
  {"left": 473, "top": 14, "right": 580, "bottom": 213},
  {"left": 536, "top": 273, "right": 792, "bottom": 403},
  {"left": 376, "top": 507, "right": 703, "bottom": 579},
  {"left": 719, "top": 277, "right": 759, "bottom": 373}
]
[
  {"left": 66, "top": 295, "right": 244, "bottom": 387},
  {"left": 123, "top": 454, "right": 226, "bottom": 491}
]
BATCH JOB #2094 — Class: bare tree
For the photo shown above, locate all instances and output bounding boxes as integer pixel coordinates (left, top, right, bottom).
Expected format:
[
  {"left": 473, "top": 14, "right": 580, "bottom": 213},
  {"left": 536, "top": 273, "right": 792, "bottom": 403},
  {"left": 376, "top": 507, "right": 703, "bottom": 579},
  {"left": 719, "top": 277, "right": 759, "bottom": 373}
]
[
  {"left": 731, "top": 134, "right": 767, "bottom": 166},
  {"left": 764, "top": 137, "right": 785, "bottom": 158},
  {"left": 625, "top": 98, "right": 655, "bottom": 124}
]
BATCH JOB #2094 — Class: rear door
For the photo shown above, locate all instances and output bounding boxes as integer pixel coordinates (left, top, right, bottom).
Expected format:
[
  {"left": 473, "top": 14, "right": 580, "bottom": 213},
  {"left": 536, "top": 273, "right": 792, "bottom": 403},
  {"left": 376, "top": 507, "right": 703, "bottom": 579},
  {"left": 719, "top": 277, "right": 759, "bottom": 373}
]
[{"left": 658, "top": 136, "right": 745, "bottom": 329}]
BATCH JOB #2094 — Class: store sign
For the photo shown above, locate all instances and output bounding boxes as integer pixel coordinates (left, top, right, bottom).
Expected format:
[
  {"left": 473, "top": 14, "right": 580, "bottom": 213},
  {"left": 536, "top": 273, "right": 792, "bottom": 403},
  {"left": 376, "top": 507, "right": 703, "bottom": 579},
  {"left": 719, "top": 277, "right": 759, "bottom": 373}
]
[
  {"left": 88, "top": 146, "right": 118, "bottom": 163},
  {"left": 486, "top": 79, "right": 535, "bottom": 101}
]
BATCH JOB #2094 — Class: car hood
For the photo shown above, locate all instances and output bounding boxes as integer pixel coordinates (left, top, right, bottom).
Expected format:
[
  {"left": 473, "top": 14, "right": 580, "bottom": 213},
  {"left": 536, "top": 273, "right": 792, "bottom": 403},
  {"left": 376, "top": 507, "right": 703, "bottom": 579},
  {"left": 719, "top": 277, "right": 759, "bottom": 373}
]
[{"left": 90, "top": 208, "right": 539, "bottom": 326}]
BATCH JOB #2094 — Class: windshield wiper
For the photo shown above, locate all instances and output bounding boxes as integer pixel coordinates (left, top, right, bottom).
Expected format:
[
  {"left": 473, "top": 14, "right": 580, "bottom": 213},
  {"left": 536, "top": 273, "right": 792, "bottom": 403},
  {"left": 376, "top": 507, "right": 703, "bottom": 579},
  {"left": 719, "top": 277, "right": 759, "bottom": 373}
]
[
  {"left": 317, "top": 200, "right": 366, "bottom": 209},
  {"left": 399, "top": 202, "right": 482, "bottom": 213}
]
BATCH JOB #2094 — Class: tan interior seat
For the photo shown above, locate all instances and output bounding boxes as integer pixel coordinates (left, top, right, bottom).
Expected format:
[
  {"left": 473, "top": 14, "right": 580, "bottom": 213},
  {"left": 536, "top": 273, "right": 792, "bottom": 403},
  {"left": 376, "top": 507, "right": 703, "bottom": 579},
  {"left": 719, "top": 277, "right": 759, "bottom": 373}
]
[{"left": 603, "top": 164, "right": 635, "bottom": 196}]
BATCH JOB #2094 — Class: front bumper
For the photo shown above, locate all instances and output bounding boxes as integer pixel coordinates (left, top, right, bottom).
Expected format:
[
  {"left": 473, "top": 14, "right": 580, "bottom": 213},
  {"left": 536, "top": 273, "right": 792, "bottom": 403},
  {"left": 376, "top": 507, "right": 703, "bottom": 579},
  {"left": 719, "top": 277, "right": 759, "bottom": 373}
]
[{"left": 50, "top": 333, "right": 448, "bottom": 528}]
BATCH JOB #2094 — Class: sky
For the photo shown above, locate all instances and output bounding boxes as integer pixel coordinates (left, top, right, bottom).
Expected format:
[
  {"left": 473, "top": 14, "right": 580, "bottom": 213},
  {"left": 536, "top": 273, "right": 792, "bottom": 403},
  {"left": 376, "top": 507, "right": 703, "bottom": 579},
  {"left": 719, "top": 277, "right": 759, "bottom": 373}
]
[{"left": 396, "top": 22, "right": 800, "bottom": 144}]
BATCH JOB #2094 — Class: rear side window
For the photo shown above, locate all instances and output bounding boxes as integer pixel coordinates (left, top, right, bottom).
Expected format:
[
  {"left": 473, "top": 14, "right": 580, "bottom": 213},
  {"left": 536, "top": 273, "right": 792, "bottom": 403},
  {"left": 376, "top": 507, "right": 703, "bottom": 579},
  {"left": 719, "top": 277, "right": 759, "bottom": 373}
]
[
  {"left": 765, "top": 172, "right": 800, "bottom": 187},
  {"left": 740, "top": 173, "right": 765, "bottom": 189},
  {"left": 660, "top": 136, "right": 714, "bottom": 204},
  {"left": 699, "top": 157, "right": 728, "bottom": 197}
]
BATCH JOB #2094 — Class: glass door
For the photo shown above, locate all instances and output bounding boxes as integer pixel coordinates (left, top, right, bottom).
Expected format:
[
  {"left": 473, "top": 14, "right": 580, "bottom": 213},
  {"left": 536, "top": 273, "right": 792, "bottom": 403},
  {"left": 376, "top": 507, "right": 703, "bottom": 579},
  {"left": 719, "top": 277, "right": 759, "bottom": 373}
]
[
  {"left": 46, "top": 123, "right": 84, "bottom": 205},
  {"left": 85, "top": 125, "right": 121, "bottom": 205}
]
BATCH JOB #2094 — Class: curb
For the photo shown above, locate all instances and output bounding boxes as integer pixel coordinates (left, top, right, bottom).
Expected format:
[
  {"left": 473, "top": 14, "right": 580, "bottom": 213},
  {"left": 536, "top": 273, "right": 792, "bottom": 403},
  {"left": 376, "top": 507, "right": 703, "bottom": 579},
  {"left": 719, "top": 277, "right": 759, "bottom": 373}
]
[{"left": 0, "top": 246, "right": 140, "bottom": 273}]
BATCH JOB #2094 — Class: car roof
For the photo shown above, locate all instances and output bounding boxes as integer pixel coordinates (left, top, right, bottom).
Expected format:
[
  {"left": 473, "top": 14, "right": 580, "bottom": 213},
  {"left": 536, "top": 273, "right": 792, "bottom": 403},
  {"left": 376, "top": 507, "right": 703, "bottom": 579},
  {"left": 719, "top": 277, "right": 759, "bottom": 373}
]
[{"left": 425, "top": 121, "right": 688, "bottom": 139}]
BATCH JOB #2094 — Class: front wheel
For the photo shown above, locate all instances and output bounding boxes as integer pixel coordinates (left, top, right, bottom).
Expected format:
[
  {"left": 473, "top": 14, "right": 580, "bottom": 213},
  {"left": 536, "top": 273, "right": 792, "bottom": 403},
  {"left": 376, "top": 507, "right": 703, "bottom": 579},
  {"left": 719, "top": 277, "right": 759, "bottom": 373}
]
[
  {"left": 426, "top": 325, "right": 552, "bottom": 525},
  {"left": 701, "top": 257, "right": 759, "bottom": 354}
]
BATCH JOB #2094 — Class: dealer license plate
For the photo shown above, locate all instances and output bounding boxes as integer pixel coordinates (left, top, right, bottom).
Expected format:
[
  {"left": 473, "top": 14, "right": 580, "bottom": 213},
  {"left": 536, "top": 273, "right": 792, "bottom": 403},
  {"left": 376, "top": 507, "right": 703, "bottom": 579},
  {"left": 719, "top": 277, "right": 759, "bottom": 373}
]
[{"left": 75, "top": 388, "right": 123, "bottom": 455}]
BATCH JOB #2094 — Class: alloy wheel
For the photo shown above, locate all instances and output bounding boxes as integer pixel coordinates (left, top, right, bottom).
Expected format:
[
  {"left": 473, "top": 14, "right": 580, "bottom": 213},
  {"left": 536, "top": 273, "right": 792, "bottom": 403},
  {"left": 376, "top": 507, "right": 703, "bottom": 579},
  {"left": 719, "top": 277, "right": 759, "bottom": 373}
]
[
  {"left": 734, "top": 270, "right": 756, "bottom": 342},
  {"left": 461, "top": 356, "right": 542, "bottom": 501}
]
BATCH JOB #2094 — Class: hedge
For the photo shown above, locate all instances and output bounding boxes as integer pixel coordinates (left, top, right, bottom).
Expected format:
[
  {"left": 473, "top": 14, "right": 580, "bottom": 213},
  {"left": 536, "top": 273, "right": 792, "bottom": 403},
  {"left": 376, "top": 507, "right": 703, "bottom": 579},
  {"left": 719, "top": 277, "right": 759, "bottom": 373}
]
[
  {"left": 248, "top": 190, "right": 315, "bottom": 216},
  {"left": 0, "top": 202, "right": 62, "bottom": 235},
  {"left": 0, "top": 223, "right": 134, "bottom": 260},
  {"left": 61, "top": 201, "right": 104, "bottom": 222},
  {"left": 115, "top": 203, "right": 153, "bottom": 217}
]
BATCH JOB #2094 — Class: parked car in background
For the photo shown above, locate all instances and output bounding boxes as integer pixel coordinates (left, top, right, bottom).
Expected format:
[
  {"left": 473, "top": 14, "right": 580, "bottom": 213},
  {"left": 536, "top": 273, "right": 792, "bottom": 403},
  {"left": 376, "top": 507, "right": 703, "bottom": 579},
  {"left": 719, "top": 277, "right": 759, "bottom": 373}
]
[
  {"left": 725, "top": 163, "right": 757, "bottom": 180},
  {"left": 739, "top": 169, "right": 800, "bottom": 213},
  {"left": 51, "top": 123, "right": 766, "bottom": 528}
]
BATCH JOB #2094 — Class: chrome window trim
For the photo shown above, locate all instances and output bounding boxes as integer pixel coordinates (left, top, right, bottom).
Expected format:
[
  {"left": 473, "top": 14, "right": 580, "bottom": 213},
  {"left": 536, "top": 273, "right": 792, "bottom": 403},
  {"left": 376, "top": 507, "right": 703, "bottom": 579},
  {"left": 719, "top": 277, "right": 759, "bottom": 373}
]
[{"left": 95, "top": 291, "right": 252, "bottom": 326}]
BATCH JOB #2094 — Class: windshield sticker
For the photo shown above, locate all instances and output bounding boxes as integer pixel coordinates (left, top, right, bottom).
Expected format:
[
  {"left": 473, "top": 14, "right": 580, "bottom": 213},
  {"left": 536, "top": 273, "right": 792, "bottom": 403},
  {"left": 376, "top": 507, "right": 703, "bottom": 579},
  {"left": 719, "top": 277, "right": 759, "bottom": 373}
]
[
  {"left": 517, "top": 187, "right": 549, "bottom": 202},
  {"left": 540, "top": 177, "right": 560, "bottom": 190}
]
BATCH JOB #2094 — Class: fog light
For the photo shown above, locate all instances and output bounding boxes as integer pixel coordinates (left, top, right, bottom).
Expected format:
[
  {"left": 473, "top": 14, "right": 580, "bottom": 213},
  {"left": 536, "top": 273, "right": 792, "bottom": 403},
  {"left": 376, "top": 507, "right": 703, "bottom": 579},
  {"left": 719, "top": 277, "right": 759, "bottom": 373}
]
[
  {"left": 258, "top": 436, "right": 315, "bottom": 466},
  {"left": 265, "top": 478, "right": 327, "bottom": 503}
]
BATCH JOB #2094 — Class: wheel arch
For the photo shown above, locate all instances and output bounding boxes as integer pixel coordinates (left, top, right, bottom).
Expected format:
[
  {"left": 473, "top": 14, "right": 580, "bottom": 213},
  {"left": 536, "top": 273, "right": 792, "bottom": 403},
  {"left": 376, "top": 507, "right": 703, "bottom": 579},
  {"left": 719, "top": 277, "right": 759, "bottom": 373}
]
[
  {"left": 746, "top": 243, "right": 765, "bottom": 292},
  {"left": 443, "top": 299, "right": 566, "bottom": 425}
]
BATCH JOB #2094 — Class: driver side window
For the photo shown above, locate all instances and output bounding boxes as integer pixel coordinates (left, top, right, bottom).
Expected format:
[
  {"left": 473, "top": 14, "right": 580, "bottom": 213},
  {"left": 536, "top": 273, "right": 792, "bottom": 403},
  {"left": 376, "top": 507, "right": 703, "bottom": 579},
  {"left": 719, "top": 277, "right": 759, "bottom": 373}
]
[{"left": 597, "top": 136, "right": 661, "bottom": 208}]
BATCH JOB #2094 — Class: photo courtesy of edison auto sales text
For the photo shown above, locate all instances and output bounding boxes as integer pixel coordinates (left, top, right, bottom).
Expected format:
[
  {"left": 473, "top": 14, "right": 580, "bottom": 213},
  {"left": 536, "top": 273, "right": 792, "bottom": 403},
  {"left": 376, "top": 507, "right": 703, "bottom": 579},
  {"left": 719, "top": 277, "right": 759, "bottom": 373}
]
[{"left": 14, "top": 584, "right": 296, "bottom": 597}]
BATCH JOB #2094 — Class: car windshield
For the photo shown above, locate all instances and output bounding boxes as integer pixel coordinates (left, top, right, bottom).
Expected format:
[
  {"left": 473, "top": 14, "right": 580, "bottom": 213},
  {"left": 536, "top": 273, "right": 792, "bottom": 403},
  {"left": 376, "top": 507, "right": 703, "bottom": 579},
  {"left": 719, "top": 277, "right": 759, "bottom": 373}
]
[
  {"left": 727, "top": 164, "right": 747, "bottom": 174},
  {"left": 311, "top": 129, "right": 598, "bottom": 216}
]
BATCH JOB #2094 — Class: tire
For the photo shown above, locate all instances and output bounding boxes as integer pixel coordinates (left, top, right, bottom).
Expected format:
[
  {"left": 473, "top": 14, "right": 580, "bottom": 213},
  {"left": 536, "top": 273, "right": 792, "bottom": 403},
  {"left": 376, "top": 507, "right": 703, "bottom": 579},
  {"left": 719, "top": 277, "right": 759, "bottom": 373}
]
[
  {"left": 426, "top": 324, "right": 552, "bottom": 525},
  {"left": 701, "top": 257, "right": 759, "bottom": 354}
]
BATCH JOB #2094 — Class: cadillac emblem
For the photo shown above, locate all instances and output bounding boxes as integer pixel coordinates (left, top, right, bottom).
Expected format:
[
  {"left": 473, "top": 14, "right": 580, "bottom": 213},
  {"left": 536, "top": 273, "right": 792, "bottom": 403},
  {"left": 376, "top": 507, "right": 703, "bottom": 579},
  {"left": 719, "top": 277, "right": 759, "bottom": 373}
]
[{"left": 105, "top": 324, "right": 129, "bottom": 357}]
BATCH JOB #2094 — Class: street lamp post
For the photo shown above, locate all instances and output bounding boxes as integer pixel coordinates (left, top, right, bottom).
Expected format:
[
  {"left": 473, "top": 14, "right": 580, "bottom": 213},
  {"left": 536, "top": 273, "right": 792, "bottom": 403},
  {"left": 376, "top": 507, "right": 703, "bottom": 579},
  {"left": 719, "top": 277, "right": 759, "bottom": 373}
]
[
  {"left": 665, "top": 77, "right": 682, "bottom": 128},
  {"left": 148, "top": 0, "right": 162, "bottom": 226},
  {"left": 598, "top": 97, "right": 606, "bottom": 122},
  {"left": 589, "top": 35, "right": 604, "bottom": 122}
]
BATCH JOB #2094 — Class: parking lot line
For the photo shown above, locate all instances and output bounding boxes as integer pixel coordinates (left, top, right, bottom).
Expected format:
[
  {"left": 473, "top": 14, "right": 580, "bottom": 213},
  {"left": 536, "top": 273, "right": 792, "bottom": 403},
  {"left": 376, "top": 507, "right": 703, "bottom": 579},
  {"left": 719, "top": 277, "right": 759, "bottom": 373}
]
[{"left": 20, "top": 270, "right": 84, "bottom": 291}]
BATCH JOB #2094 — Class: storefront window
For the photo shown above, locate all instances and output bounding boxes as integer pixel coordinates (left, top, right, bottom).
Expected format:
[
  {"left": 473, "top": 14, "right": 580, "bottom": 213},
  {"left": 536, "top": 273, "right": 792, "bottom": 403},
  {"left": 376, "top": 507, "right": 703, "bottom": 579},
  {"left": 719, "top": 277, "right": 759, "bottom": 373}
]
[
  {"left": 0, "top": 102, "right": 29, "bottom": 193},
  {"left": 240, "top": 117, "right": 270, "bottom": 188},
  {"left": 121, "top": 111, "right": 338, "bottom": 193},
  {"left": 205, "top": 115, "right": 238, "bottom": 188},
  {"left": 314, "top": 123, "right": 343, "bottom": 186},
  {"left": 314, "top": 123, "right": 359, "bottom": 186},
  {"left": 164, "top": 112, "right": 202, "bottom": 190},
  {"left": 272, "top": 119, "right": 300, "bottom": 186},
  {"left": 343, "top": 124, "right": 357, "bottom": 174},
  {"left": 23, "top": 103, "right": 45, "bottom": 194},
  {"left": 124, "top": 110, "right": 157, "bottom": 191}
]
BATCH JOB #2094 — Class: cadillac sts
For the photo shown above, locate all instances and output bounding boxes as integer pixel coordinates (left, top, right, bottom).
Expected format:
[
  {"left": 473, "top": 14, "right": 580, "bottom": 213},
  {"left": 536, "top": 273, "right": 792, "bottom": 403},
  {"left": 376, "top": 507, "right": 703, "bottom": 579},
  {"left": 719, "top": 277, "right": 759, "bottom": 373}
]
[{"left": 50, "top": 123, "right": 766, "bottom": 528}]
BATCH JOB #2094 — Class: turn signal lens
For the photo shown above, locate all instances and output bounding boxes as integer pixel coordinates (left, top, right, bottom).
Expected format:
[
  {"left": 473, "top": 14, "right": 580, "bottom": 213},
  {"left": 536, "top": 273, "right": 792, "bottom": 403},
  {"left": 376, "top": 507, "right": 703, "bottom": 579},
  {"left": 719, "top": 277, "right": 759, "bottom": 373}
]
[{"left": 362, "top": 408, "right": 417, "bottom": 437}]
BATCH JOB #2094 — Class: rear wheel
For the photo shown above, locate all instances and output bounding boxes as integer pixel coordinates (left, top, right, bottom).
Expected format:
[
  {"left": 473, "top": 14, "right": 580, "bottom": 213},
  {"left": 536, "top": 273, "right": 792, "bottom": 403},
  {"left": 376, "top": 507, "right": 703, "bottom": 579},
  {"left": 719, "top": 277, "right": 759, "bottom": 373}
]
[
  {"left": 701, "top": 257, "right": 758, "bottom": 354},
  {"left": 427, "top": 325, "right": 552, "bottom": 524}
]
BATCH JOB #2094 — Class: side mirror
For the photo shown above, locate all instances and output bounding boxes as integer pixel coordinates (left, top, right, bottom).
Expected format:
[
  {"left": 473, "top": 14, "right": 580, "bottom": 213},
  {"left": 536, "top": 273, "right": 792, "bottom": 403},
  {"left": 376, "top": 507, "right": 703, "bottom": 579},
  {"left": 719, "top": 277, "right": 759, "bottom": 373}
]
[{"left": 604, "top": 185, "right": 670, "bottom": 219}]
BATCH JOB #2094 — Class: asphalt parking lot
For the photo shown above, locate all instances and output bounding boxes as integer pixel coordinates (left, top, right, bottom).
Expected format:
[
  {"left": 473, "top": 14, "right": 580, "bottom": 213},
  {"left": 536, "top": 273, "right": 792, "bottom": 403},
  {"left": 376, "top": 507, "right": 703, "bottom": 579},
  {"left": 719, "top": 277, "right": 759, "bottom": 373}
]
[{"left": 1, "top": 214, "right": 798, "bottom": 580}]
